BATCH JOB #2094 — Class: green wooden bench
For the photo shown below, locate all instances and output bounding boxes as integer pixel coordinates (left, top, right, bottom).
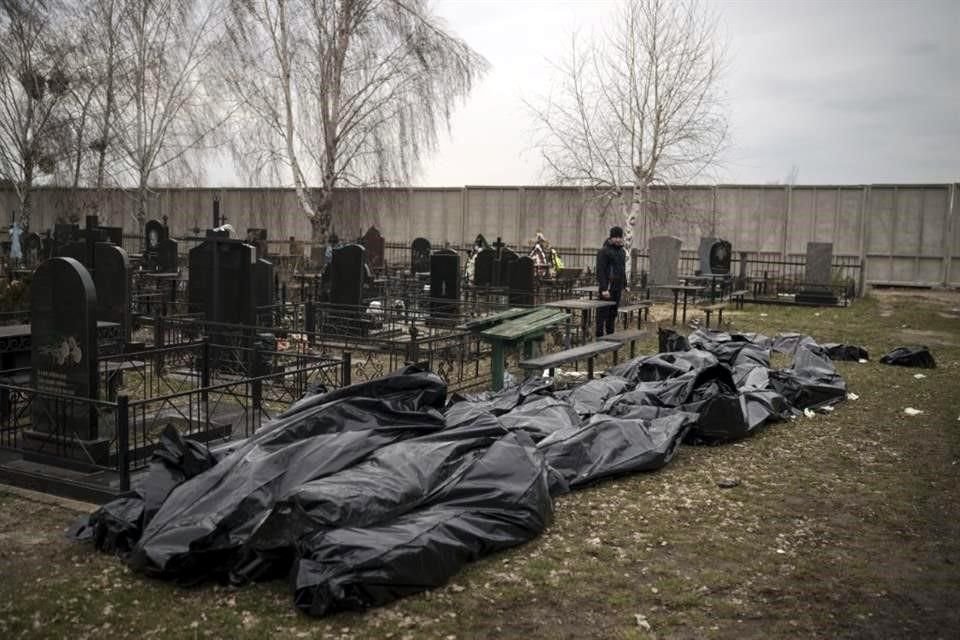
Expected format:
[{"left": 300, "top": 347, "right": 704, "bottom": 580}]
[
  {"left": 698, "top": 302, "right": 727, "bottom": 328},
  {"left": 459, "top": 307, "right": 531, "bottom": 332},
  {"left": 519, "top": 340, "right": 620, "bottom": 379},
  {"left": 479, "top": 307, "right": 570, "bottom": 390}
]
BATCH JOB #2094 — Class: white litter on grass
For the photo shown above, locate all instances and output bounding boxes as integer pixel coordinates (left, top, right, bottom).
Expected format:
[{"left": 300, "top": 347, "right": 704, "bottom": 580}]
[
  {"left": 760, "top": 313, "right": 768, "bottom": 317},
  {"left": 634, "top": 614, "right": 651, "bottom": 631},
  {"left": 913, "top": 373, "right": 927, "bottom": 379},
  {"left": 858, "top": 358, "right": 868, "bottom": 364},
  {"left": 821, "top": 405, "right": 835, "bottom": 412},
  {"left": 814, "top": 312, "right": 821, "bottom": 317},
  {"left": 904, "top": 407, "right": 924, "bottom": 416},
  {"left": 847, "top": 393, "right": 859, "bottom": 401},
  {"left": 804, "top": 408, "right": 816, "bottom": 419}
]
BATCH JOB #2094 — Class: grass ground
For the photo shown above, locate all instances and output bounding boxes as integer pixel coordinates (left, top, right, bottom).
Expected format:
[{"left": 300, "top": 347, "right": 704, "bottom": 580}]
[{"left": 1, "top": 289, "right": 959, "bottom": 639}]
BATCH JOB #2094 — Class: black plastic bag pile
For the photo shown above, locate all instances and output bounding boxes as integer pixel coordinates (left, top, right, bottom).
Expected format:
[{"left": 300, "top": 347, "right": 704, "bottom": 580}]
[{"left": 71, "top": 331, "right": 850, "bottom": 617}]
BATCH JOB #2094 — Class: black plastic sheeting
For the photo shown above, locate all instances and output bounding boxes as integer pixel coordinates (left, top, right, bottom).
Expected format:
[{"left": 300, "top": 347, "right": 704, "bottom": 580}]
[
  {"left": 880, "top": 345, "right": 937, "bottom": 368},
  {"left": 71, "top": 332, "right": 850, "bottom": 617}
]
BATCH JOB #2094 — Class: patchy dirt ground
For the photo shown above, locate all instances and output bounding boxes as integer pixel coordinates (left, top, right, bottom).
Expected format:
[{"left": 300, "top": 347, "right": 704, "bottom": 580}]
[{"left": 1, "top": 290, "right": 959, "bottom": 639}]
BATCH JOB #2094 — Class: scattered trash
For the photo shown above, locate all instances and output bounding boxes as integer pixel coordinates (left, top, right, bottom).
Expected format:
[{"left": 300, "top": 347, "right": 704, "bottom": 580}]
[
  {"left": 858, "top": 359, "right": 868, "bottom": 364},
  {"left": 913, "top": 373, "right": 927, "bottom": 379},
  {"left": 804, "top": 408, "right": 816, "bottom": 418},
  {"left": 760, "top": 313, "right": 768, "bottom": 317},
  {"left": 822, "top": 343, "right": 869, "bottom": 362},
  {"left": 847, "top": 393, "right": 859, "bottom": 401},
  {"left": 634, "top": 614, "right": 651, "bottom": 631},
  {"left": 821, "top": 405, "right": 834, "bottom": 412},
  {"left": 904, "top": 407, "right": 924, "bottom": 416},
  {"left": 717, "top": 477, "right": 740, "bottom": 489}
]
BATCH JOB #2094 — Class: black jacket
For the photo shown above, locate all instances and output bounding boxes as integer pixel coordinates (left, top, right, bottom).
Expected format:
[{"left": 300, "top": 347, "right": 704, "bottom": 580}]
[{"left": 596, "top": 239, "right": 627, "bottom": 291}]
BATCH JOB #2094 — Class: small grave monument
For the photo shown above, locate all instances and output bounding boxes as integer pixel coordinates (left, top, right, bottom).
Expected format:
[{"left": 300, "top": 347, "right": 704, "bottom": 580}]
[
  {"left": 508, "top": 256, "right": 535, "bottom": 306},
  {"left": 498, "top": 248, "right": 519, "bottom": 288},
  {"left": 648, "top": 235, "right": 682, "bottom": 287},
  {"left": 24, "top": 257, "right": 106, "bottom": 464},
  {"left": 429, "top": 249, "right": 460, "bottom": 319},
  {"left": 796, "top": 241, "right": 838, "bottom": 305},
  {"left": 474, "top": 247, "right": 496, "bottom": 287},
  {"left": 361, "top": 226, "right": 385, "bottom": 271},
  {"left": 411, "top": 237, "right": 431, "bottom": 274}
]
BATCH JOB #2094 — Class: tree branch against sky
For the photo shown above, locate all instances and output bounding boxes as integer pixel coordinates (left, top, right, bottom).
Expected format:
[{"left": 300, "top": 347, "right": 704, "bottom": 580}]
[
  {"left": 222, "top": 0, "right": 488, "bottom": 241},
  {"left": 529, "top": 0, "right": 727, "bottom": 256}
]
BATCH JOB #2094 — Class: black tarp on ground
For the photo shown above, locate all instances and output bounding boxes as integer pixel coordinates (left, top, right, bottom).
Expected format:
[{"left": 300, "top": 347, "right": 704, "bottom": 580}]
[
  {"left": 71, "top": 331, "right": 851, "bottom": 617},
  {"left": 822, "top": 343, "right": 869, "bottom": 361},
  {"left": 880, "top": 345, "right": 936, "bottom": 368}
]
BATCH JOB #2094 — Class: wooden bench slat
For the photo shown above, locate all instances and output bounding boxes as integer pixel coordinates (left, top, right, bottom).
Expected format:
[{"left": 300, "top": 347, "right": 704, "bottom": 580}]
[
  {"left": 604, "top": 329, "right": 647, "bottom": 343},
  {"left": 481, "top": 310, "right": 569, "bottom": 341},
  {"left": 519, "top": 340, "right": 620, "bottom": 369},
  {"left": 460, "top": 307, "right": 531, "bottom": 331}
]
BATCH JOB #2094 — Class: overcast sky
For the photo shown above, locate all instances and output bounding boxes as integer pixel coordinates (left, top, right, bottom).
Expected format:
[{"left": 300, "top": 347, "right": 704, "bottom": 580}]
[{"left": 414, "top": 0, "right": 959, "bottom": 187}]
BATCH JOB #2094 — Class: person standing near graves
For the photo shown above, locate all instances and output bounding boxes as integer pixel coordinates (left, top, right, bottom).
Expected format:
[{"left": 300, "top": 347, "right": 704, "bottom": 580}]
[
  {"left": 596, "top": 226, "right": 627, "bottom": 337},
  {"left": 530, "top": 231, "right": 550, "bottom": 277},
  {"left": 8, "top": 220, "right": 23, "bottom": 266}
]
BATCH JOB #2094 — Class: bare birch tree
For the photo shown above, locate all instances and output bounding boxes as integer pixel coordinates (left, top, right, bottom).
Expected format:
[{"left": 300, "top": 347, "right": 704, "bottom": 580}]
[
  {"left": 0, "top": 0, "right": 74, "bottom": 229},
  {"left": 530, "top": 0, "right": 727, "bottom": 260},
  {"left": 222, "top": 0, "right": 487, "bottom": 241},
  {"left": 110, "top": 0, "right": 230, "bottom": 232}
]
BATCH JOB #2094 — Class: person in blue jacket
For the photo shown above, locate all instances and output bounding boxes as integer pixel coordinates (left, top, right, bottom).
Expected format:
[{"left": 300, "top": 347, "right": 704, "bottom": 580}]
[{"left": 596, "top": 226, "right": 627, "bottom": 337}]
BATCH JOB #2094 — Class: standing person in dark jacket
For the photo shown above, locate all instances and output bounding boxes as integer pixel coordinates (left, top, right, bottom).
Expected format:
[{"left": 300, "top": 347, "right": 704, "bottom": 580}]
[{"left": 596, "top": 226, "right": 627, "bottom": 337}]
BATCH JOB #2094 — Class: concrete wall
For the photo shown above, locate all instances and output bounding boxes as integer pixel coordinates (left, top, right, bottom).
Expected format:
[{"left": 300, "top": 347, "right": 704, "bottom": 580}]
[{"left": 2, "top": 183, "right": 957, "bottom": 286}]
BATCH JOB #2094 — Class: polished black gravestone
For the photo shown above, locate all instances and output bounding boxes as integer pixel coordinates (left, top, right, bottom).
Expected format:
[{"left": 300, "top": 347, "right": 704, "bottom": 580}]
[
  {"left": 94, "top": 244, "right": 131, "bottom": 345},
  {"left": 362, "top": 226, "right": 385, "bottom": 271},
  {"left": 330, "top": 244, "right": 364, "bottom": 309},
  {"left": 498, "top": 248, "right": 519, "bottom": 288},
  {"left": 157, "top": 238, "right": 179, "bottom": 273},
  {"left": 99, "top": 226, "right": 123, "bottom": 246},
  {"left": 429, "top": 249, "right": 460, "bottom": 319},
  {"left": 253, "top": 258, "right": 275, "bottom": 310},
  {"left": 474, "top": 247, "right": 496, "bottom": 287},
  {"left": 188, "top": 239, "right": 257, "bottom": 325},
  {"left": 508, "top": 256, "right": 535, "bottom": 306},
  {"left": 24, "top": 257, "right": 107, "bottom": 464},
  {"left": 411, "top": 238, "right": 431, "bottom": 274}
]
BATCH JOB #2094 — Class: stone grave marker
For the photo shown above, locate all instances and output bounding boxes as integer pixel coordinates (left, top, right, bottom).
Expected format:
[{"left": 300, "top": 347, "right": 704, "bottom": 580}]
[
  {"left": 188, "top": 239, "right": 257, "bottom": 325},
  {"left": 253, "top": 258, "right": 275, "bottom": 310},
  {"left": 797, "top": 242, "right": 837, "bottom": 304},
  {"left": 94, "top": 243, "right": 131, "bottom": 345},
  {"left": 100, "top": 226, "right": 123, "bottom": 246},
  {"left": 648, "top": 236, "right": 682, "bottom": 287},
  {"left": 24, "top": 257, "right": 106, "bottom": 463},
  {"left": 708, "top": 240, "right": 732, "bottom": 275},
  {"left": 330, "top": 244, "right": 364, "bottom": 309},
  {"left": 144, "top": 219, "right": 166, "bottom": 270},
  {"left": 429, "top": 249, "right": 460, "bottom": 318},
  {"left": 474, "top": 247, "right": 496, "bottom": 286},
  {"left": 697, "top": 237, "right": 718, "bottom": 275},
  {"left": 498, "top": 248, "right": 519, "bottom": 288},
  {"left": 362, "top": 226, "right": 385, "bottom": 271},
  {"left": 158, "top": 238, "right": 179, "bottom": 273},
  {"left": 411, "top": 237, "right": 431, "bottom": 274},
  {"left": 509, "top": 256, "right": 535, "bottom": 306}
]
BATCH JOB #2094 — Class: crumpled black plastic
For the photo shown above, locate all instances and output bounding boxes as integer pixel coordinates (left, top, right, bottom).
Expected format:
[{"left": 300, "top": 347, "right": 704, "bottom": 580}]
[
  {"left": 822, "top": 343, "right": 869, "bottom": 361},
  {"left": 879, "top": 345, "right": 936, "bottom": 368},
  {"left": 71, "top": 331, "right": 852, "bottom": 617},
  {"left": 68, "top": 425, "right": 219, "bottom": 554}
]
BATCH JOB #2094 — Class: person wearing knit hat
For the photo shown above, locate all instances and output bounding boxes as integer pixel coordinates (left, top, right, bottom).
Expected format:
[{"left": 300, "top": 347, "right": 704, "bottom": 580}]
[{"left": 595, "top": 225, "right": 627, "bottom": 336}]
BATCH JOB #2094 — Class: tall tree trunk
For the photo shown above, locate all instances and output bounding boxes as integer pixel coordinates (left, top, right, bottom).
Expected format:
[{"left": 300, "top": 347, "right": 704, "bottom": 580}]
[{"left": 18, "top": 165, "right": 33, "bottom": 230}]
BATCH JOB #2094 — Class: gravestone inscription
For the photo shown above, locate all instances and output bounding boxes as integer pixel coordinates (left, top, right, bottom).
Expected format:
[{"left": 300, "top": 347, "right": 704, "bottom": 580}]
[{"left": 24, "top": 257, "right": 106, "bottom": 463}]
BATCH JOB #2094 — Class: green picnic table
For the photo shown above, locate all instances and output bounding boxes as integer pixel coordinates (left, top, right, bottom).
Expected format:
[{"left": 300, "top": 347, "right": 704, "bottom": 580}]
[{"left": 472, "top": 307, "right": 570, "bottom": 391}]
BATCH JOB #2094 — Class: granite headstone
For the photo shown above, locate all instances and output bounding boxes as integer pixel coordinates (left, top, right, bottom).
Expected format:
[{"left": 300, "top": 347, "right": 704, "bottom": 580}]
[
  {"left": 25, "top": 257, "right": 105, "bottom": 462},
  {"left": 474, "top": 247, "right": 496, "bottom": 286},
  {"left": 429, "top": 249, "right": 460, "bottom": 318},
  {"left": 498, "top": 248, "right": 519, "bottom": 288},
  {"left": 708, "top": 240, "right": 732, "bottom": 275},
  {"left": 411, "top": 237, "right": 431, "bottom": 274},
  {"left": 508, "top": 256, "right": 535, "bottom": 306},
  {"left": 649, "top": 236, "right": 682, "bottom": 287},
  {"left": 94, "top": 243, "right": 131, "bottom": 344},
  {"left": 362, "top": 226, "right": 385, "bottom": 271}
]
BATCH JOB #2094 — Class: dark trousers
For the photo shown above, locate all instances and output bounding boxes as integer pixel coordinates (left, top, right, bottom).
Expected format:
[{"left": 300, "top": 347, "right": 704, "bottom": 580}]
[{"left": 596, "top": 288, "right": 622, "bottom": 337}]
